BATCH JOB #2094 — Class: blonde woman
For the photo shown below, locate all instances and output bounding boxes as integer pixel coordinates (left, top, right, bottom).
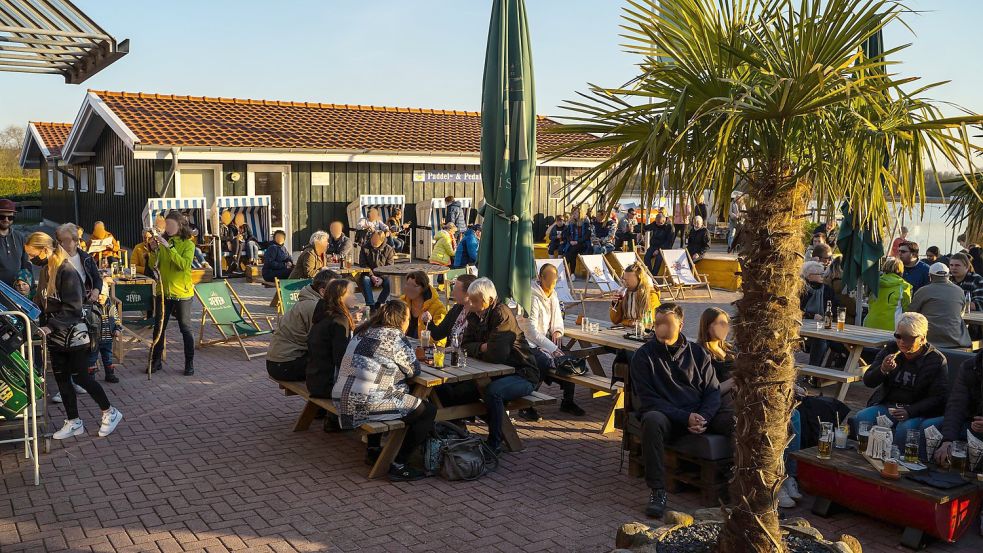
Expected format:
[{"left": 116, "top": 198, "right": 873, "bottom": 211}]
[
  {"left": 610, "top": 263, "right": 661, "bottom": 326},
  {"left": 864, "top": 257, "right": 913, "bottom": 331},
  {"left": 25, "top": 232, "right": 122, "bottom": 440},
  {"left": 429, "top": 223, "right": 457, "bottom": 267}
]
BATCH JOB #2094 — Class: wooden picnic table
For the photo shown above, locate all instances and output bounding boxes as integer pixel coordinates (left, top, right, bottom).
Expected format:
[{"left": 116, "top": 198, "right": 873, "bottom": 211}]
[
  {"left": 373, "top": 262, "right": 450, "bottom": 296},
  {"left": 962, "top": 312, "right": 983, "bottom": 326},
  {"left": 792, "top": 445, "right": 983, "bottom": 548},
  {"left": 563, "top": 324, "right": 646, "bottom": 376},
  {"left": 798, "top": 320, "right": 894, "bottom": 401}
]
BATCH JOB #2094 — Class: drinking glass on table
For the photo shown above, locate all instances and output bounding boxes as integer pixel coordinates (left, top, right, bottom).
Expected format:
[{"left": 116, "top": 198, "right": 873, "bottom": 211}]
[
  {"left": 904, "top": 429, "right": 920, "bottom": 463},
  {"left": 857, "top": 421, "right": 871, "bottom": 454},
  {"left": 836, "top": 307, "right": 846, "bottom": 331},
  {"left": 817, "top": 422, "right": 834, "bottom": 459},
  {"left": 951, "top": 441, "right": 969, "bottom": 475},
  {"left": 433, "top": 347, "right": 445, "bottom": 369}
]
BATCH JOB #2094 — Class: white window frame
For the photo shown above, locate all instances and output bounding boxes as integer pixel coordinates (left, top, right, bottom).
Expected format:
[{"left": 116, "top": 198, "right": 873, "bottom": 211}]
[
  {"left": 79, "top": 170, "right": 88, "bottom": 192},
  {"left": 56, "top": 171, "right": 63, "bottom": 190},
  {"left": 176, "top": 163, "right": 223, "bottom": 232},
  {"left": 95, "top": 166, "right": 105, "bottom": 194},
  {"left": 247, "top": 163, "right": 291, "bottom": 244},
  {"left": 66, "top": 169, "right": 75, "bottom": 191},
  {"left": 113, "top": 165, "right": 125, "bottom": 196},
  {"left": 47, "top": 169, "right": 54, "bottom": 189}
]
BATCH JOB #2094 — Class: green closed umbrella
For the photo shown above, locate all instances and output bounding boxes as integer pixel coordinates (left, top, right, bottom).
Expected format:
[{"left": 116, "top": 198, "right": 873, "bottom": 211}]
[
  {"left": 478, "top": 0, "right": 537, "bottom": 312},
  {"left": 836, "top": 200, "right": 884, "bottom": 324}
]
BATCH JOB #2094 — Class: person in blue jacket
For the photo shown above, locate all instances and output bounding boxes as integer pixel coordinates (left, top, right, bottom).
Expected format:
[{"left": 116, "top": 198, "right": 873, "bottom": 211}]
[
  {"left": 262, "top": 230, "right": 294, "bottom": 281},
  {"left": 453, "top": 225, "right": 481, "bottom": 268},
  {"left": 444, "top": 196, "right": 467, "bottom": 240}
]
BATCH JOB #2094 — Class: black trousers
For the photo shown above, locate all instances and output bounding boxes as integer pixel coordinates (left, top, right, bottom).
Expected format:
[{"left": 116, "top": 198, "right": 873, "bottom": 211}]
[
  {"left": 531, "top": 347, "right": 575, "bottom": 401},
  {"left": 368, "top": 401, "right": 437, "bottom": 464},
  {"left": 50, "top": 347, "right": 111, "bottom": 420},
  {"left": 641, "top": 407, "right": 734, "bottom": 490},
  {"left": 152, "top": 297, "right": 195, "bottom": 368},
  {"left": 266, "top": 355, "right": 307, "bottom": 381}
]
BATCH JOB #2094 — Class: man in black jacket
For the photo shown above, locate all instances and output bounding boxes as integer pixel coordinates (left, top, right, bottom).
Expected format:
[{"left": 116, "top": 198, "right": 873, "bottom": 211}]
[
  {"left": 643, "top": 212, "right": 675, "bottom": 276},
  {"left": 933, "top": 352, "right": 983, "bottom": 466},
  {"left": 630, "top": 302, "right": 732, "bottom": 518},
  {"left": 461, "top": 277, "right": 539, "bottom": 455}
]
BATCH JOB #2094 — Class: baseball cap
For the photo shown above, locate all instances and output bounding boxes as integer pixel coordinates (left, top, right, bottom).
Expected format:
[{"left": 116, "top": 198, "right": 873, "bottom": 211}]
[
  {"left": 929, "top": 262, "right": 950, "bottom": 276},
  {"left": 0, "top": 199, "right": 16, "bottom": 214}
]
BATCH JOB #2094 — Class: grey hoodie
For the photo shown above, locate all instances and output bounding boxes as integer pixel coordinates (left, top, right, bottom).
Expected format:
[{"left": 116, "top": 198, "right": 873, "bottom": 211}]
[{"left": 268, "top": 285, "right": 321, "bottom": 362}]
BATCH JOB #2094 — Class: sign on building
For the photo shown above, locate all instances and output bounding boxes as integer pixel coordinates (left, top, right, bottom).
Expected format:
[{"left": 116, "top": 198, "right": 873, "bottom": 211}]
[{"left": 413, "top": 170, "right": 482, "bottom": 183}]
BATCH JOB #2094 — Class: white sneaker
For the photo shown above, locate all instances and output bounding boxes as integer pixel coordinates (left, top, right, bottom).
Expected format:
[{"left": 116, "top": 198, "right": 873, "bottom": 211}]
[
  {"left": 73, "top": 383, "right": 87, "bottom": 394},
  {"left": 777, "top": 485, "right": 797, "bottom": 508},
  {"left": 785, "top": 477, "right": 803, "bottom": 500},
  {"left": 53, "top": 418, "right": 85, "bottom": 440},
  {"left": 98, "top": 407, "right": 123, "bottom": 437},
  {"left": 51, "top": 392, "right": 62, "bottom": 403}
]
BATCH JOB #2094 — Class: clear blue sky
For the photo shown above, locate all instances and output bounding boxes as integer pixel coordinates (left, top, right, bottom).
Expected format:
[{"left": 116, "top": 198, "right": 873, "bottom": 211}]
[{"left": 2, "top": 0, "right": 982, "bottom": 130}]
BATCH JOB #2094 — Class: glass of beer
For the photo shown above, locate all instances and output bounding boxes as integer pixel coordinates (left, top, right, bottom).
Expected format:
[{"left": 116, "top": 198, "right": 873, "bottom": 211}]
[
  {"left": 857, "top": 421, "right": 871, "bottom": 454},
  {"left": 952, "top": 441, "right": 969, "bottom": 475},
  {"left": 904, "top": 429, "right": 920, "bottom": 463},
  {"left": 836, "top": 307, "right": 846, "bottom": 331},
  {"left": 817, "top": 422, "right": 834, "bottom": 459}
]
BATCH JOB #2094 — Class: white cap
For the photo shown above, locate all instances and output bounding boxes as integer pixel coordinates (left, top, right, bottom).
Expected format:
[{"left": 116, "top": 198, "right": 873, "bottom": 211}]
[{"left": 930, "top": 262, "right": 950, "bottom": 276}]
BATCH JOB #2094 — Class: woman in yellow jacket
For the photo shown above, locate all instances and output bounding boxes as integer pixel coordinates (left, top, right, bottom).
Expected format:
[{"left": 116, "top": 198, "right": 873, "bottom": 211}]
[
  {"left": 429, "top": 223, "right": 457, "bottom": 266},
  {"left": 401, "top": 270, "right": 447, "bottom": 344},
  {"left": 610, "top": 262, "right": 661, "bottom": 326}
]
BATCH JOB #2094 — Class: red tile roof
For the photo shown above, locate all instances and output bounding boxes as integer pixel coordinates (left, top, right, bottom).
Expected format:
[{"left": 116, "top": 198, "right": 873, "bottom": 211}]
[
  {"left": 89, "top": 90, "right": 604, "bottom": 159},
  {"left": 32, "top": 122, "right": 72, "bottom": 157}
]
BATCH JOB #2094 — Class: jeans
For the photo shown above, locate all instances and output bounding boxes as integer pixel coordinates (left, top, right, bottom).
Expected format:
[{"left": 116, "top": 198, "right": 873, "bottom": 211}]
[
  {"left": 246, "top": 240, "right": 260, "bottom": 262},
  {"left": 50, "top": 347, "right": 111, "bottom": 420},
  {"left": 641, "top": 407, "right": 734, "bottom": 490},
  {"left": 266, "top": 355, "right": 307, "bottom": 381},
  {"left": 852, "top": 405, "right": 924, "bottom": 449},
  {"left": 360, "top": 275, "right": 391, "bottom": 307},
  {"left": 193, "top": 247, "right": 207, "bottom": 268},
  {"left": 530, "top": 347, "right": 575, "bottom": 402},
  {"left": 87, "top": 339, "right": 114, "bottom": 369},
  {"left": 388, "top": 237, "right": 404, "bottom": 252},
  {"left": 726, "top": 222, "right": 738, "bottom": 252},
  {"left": 787, "top": 409, "right": 801, "bottom": 476},
  {"left": 484, "top": 375, "right": 534, "bottom": 449},
  {"left": 644, "top": 249, "right": 664, "bottom": 276},
  {"left": 152, "top": 297, "right": 195, "bottom": 368}
]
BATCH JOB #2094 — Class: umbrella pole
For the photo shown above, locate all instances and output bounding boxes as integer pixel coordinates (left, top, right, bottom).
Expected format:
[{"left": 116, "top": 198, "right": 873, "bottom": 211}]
[{"left": 855, "top": 279, "right": 864, "bottom": 326}]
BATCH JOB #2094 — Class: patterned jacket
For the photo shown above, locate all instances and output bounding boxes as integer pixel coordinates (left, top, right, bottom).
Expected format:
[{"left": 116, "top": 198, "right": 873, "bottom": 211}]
[
  {"left": 331, "top": 326, "right": 421, "bottom": 429},
  {"left": 954, "top": 271, "right": 983, "bottom": 311}
]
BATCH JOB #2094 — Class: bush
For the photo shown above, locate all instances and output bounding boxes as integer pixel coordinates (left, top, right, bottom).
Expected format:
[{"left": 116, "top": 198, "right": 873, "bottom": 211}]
[{"left": 0, "top": 177, "right": 40, "bottom": 200}]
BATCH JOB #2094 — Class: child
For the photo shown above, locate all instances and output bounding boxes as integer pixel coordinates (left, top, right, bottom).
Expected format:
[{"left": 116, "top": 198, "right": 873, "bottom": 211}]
[
  {"left": 88, "top": 276, "right": 120, "bottom": 383},
  {"left": 13, "top": 269, "right": 33, "bottom": 300}
]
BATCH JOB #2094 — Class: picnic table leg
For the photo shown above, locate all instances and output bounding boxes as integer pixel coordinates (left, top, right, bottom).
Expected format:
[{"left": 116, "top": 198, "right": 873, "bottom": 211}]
[
  {"left": 367, "top": 383, "right": 430, "bottom": 479},
  {"left": 600, "top": 388, "right": 625, "bottom": 434},
  {"left": 836, "top": 345, "right": 864, "bottom": 402},
  {"left": 293, "top": 401, "right": 320, "bottom": 432},
  {"left": 577, "top": 340, "right": 606, "bottom": 376},
  {"left": 900, "top": 527, "right": 926, "bottom": 550}
]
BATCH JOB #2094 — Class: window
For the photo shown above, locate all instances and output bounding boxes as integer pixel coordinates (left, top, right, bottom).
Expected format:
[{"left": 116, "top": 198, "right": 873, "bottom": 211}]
[
  {"left": 66, "top": 170, "right": 74, "bottom": 191},
  {"left": 57, "top": 171, "right": 64, "bottom": 190},
  {"left": 113, "top": 166, "right": 125, "bottom": 195},
  {"left": 47, "top": 169, "right": 53, "bottom": 189},
  {"left": 95, "top": 166, "right": 105, "bottom": 193},
  {"left": 79, "top": 170, "right": 88, "bottom": 192}
]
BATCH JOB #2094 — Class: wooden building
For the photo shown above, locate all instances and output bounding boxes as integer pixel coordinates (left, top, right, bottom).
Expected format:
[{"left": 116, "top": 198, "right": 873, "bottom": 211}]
[{"left": 23, "top": 90, "right": 604, "bottom": 249}]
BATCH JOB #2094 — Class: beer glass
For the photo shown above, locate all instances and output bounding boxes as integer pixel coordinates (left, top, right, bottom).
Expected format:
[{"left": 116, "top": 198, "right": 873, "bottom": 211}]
[
  {"left": 904, "top": 429, "right": 920, "bottom": 463},
  {"left": 952, "top": 441, "right": 969, "bottom": 475},
  {"left": 857, "top": 421, "right": 871, "bottom": 454},
  {"left": 836, "top": 307, "right": 846, "bottom": 331},
  {"left": 817, "top": 422, "right": 834, "bottom": 459}
]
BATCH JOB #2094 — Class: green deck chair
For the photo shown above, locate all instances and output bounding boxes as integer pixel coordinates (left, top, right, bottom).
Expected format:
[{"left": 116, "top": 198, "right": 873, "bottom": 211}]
[
  {"left": 274, "top": 278, "right": 312, "bottom": 315},
  {"left": 112, "top": 282, "right": 158, "bottom": 363},
  {"left": 195, "top": 281, "right": 275, "bottom": 360}
]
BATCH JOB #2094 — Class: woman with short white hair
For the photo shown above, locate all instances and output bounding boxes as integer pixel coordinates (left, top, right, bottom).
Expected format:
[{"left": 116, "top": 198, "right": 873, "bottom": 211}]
[
  {"left": 685, "top": 215, "right": 710, "bottom": 262},
  {"left": 856, "top": 312, "right": 948, "bottom": 450},
  {"left": 289, "top": 230, "right": 330, "bottom": 279},
  {"left": 461, "top": 277, "right": 539, "bottom": 455}
]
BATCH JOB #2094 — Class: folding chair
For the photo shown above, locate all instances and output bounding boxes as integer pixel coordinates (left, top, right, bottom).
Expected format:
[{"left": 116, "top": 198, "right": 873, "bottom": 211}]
[
  {"left": 659, "top": 248, "right": 713, "bottom": 299},
  {"left": 535, "top": 258, "right": 580, "bottom": 306},
  {"left": 274, "top": 278, "right": 312, "bottom": 316},
  {"left": 606, "top": 251, "right": 676, "bottom": 300},
  {"left": 576, "top": 254, "right": 622, "bottom": 303},
  {"left": 195, "top": 281, "right": 276, "bottom": 360},
  {"left": 111, "top": 282, "right": 157, "bottom": 364}
]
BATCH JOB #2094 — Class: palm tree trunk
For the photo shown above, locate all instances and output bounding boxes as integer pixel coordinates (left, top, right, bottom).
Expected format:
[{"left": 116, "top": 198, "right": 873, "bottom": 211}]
[{"left": 719, "top": 165, "right": 809, "bottom": 553}]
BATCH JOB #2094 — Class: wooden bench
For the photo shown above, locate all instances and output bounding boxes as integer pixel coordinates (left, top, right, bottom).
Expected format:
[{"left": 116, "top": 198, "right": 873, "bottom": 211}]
[
  {"left": 274, "top": 377, "right": 555, "bottom": 478},
  {"left": 550, "top": 372, "right": 624, "bottom": 434},
  {"left": 796, "top": 363, "right": 862, "bottom": 401}
]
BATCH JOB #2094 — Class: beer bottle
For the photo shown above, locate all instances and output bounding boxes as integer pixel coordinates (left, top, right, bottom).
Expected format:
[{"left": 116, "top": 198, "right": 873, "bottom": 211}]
[
  {"left": 823, "top": 301, "right": 833, "bottom": 330},
  {"left": 449, "top": 333, "right": 461, "bottom": 367}
]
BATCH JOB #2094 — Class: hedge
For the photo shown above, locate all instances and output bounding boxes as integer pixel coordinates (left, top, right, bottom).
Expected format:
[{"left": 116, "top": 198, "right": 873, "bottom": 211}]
[{"left": 0, "top": 177, "right": 41, "bottom": 200}]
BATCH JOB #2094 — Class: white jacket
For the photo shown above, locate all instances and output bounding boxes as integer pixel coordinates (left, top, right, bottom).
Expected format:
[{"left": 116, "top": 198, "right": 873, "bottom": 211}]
[{"left": 526, "top": 281, "right": 564, "bottom": 354}]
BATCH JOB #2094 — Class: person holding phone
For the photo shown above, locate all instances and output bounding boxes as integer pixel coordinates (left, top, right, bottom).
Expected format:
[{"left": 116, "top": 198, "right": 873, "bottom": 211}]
[{"left": 148, "top": 211, "right": 197, "bottom": 376}]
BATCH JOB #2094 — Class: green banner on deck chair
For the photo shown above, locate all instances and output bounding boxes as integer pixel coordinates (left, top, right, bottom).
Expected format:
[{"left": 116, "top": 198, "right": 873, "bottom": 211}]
[{"left": 0, "top": 349, "right": 43, "bottom": 420}]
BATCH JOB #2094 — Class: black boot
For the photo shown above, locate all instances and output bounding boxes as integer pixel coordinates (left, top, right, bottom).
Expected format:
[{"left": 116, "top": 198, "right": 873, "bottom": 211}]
[
  {"left": 646, "top": 489, "right": 667, "bottom": 518},
  {"left": 183, "top": 362, "right": 195, "bottom": 376},
  {"left": 104, "top": 365, "right": 119, "bottom": 383}
]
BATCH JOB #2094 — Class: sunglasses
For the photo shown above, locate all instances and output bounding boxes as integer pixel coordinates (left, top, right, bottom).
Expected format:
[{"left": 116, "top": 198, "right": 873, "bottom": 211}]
[
  {"left": 0, "top": 215, "right": 14, "bottom": 221},
  {"left": 898, "top": 250, "right": 911, "bottom": 254},
  {"left": 893, "top": 333, "right": 919, "bottom": 341}
]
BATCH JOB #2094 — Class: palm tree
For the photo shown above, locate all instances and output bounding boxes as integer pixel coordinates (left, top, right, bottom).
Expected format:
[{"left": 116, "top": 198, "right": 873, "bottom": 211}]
[{"left": 551, "top": 0, "right": 982, "bottom": 550}]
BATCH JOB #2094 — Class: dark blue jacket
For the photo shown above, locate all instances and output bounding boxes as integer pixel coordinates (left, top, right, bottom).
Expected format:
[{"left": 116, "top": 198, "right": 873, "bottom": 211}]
[
  {"left": 630, "top": 335, "right": 721, "bottom": 425},
  {"left": 454, "top": 229, "right": 479, "bottom": 267},
  {"left": 444, "top": 201, "right": 467, "bottom": 232},
  {"left": 903, "top": 261, "right": 931, "bottom": 292},
  {"left": 262, "top": 243, "right": 293, "bottom": 280},
  {"left": 561, "top": 221, "right": 592, "bottom": 253}
]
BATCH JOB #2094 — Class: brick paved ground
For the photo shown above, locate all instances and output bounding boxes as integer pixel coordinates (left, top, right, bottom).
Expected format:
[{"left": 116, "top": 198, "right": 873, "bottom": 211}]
[{"left": 1, "top": 279, "right": 981, "bottom": 552}]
